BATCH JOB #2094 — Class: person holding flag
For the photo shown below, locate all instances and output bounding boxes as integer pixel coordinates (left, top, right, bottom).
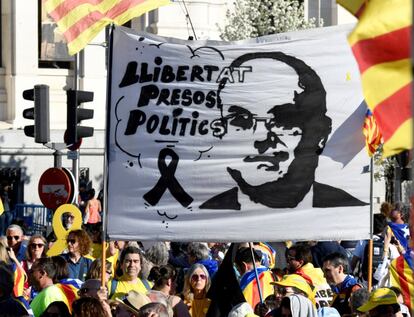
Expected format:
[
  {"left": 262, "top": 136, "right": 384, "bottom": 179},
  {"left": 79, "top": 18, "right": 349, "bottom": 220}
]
[
  {"left": 234, "top": 247, "right": 275, "bottom": 309},
  {"left": 386, "top": 203, "right": 410, "bottom": 255}
]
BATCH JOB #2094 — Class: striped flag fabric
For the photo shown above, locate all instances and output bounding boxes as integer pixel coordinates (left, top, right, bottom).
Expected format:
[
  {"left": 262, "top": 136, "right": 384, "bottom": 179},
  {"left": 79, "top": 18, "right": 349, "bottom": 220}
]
[
  {"left": 337, "top": 0, "right": 412, "bottom": 157},
  {"left": 362, "top": 109, "right": 382, "bottom": 156},
  {"left": 43, "top": 0, "right": 172, "bottom": 55},
  {"left": 390, "top": 251, "right": 414, "bottom": 313}
]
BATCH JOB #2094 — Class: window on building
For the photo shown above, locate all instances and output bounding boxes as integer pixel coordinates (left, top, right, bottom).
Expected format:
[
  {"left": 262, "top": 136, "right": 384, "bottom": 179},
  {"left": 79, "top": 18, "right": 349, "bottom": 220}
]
[{"left": 38, "top": 0, "right": 74, "bottom": 69}]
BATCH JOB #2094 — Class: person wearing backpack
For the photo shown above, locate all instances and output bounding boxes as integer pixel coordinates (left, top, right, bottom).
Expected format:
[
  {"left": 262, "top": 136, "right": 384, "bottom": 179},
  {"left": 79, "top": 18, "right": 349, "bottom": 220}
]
[
  {"left": 108, "top": 246, "right": 152, "bottom": 300},
  {"left": 350, "top": 214, "right": 399, "bottom": 286}
]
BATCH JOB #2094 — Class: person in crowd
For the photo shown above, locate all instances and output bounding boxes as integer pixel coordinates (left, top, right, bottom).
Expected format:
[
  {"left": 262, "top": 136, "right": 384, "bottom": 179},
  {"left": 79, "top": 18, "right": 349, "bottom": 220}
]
[
  {"left": 108, "top": 240, "right": 127, "bottom": 278},
  {"left": 271, "top": 273, "right": 316, "bottom": 306},
  {"left": 40, "top": 301, "right": 71, "bottom": 317},
  {"left": 234, "top": 246, "right": 275, "bottom": 309},
  {"left": 348, "top": 288, "right": 370, "bottom": 317},
  {"left": 182, "top": 263, "right": 211, "bottom": 317},
  {"left": 139, "top": 302, "right": 170, "bottom": 317},
  {"left": 23, "top": 235, "right": 48, "bottom": 273},
  {"left": 311, "top": 241, "right": 349, "bottom": 268},
  {"left": 389, "top": 287, "right": 411, "bottom": 317},
  {"left": 386, "top": 203, "right": 410, "bottom": 255},
  {"left": 60, "top": 229, "right": 93, "bottom": 281},
  {"left": 147, "top": 265, "right": 191, "bottom": 317},
  {"left": 109, "top": 246, "right": 152, "bottom": 299},
  {"left": 0, "top": 238, "right": 26, "bottom": 298},
  {"left": 358, "top": 288, "right": 402, "bottom": 317},
  {"left": 279, "top": 294, "right": 318, "bottom": 317},
  {"left": 6, "top": 224, "right": 27, "bottom": 262},
  {"left": 0, "top": 185, "right": 13, "bottom": 236},
  {"left": 0, "top": 261, "right": 32, "bottom": 316},
  {"left": 50, "top": 255, "right": 81, "bottom": 309},
  {"left": 187, "top": 242, "right": 218, "bottom": 278},
  {"left": 142, "top": 242, "right": 170, "bottom": 279},
  {"left": 72, "top": 296, "right": 111, "bottom": 317},
  {"left": 351, "top": 214, "right": 398, "bottom": 286},
  {"left": 380, "top": 202, "right": 394, "bottom": 220},
  {"left": 84, "top": 188, "right": 102, "bottom": 225},
  {"left": 322, "top": 252, "right": 362, "bottom": 315},
  {"left": 78, "top": 279, "right": 112, "bottom": 316},
  {"left": 22, "top": 235, "right": 48, "bottom": 299},
  {"left": 29, "top": 257, "right": 70, "bottom": 317},
  {"left": 285, "top": 243, "right": 332, "bottom": 308},
  {"left": 86, "top": 258, "right": 113, "bottom": 284}
]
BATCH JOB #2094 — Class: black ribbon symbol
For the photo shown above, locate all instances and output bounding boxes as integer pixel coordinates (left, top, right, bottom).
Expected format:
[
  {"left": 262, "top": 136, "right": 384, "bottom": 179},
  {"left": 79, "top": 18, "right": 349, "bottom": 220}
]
[{"left": 144, "top": 148, "right": 193, "bottom": 207}]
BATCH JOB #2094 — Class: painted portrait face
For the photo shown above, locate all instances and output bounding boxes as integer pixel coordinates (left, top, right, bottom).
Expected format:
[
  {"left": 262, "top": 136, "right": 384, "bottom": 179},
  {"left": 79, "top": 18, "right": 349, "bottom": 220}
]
[
  {"left": 210, "top": 53, "right": 330, "bottom": 208},
  {"left": 217, "top": 59, "right": 303, "bottom": 187}
]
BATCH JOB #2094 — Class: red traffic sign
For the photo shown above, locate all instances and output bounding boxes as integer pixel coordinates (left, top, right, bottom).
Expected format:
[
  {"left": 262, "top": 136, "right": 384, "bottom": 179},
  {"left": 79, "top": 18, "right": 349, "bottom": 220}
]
[
  {"left": 64, "top": 130, "right": 82, "bottom": 151},
  {"left": 38, "top": 168, "right": 73, "bottom": 210}
]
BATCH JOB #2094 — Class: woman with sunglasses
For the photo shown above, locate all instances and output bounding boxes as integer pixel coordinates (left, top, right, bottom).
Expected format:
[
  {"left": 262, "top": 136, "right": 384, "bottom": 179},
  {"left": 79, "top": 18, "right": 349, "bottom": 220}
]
[
  {"left": 21, "top": 235, "right": 47, "bottom": 299},
  {"left": 182, "top": 263, "right": 211, "bottom": 317},
  {"left": 147, "top": 265, "right": 191, "bottom": 317},
  {"left": 60, "top": 229, "right": 93, "bottom": 282}
]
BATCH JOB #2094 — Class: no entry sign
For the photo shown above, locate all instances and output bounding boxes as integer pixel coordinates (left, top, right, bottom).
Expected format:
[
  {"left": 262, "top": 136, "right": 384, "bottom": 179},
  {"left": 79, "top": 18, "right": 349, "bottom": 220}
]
[{"left": 38, "top": 168, "right": 73, "bottom": 210}]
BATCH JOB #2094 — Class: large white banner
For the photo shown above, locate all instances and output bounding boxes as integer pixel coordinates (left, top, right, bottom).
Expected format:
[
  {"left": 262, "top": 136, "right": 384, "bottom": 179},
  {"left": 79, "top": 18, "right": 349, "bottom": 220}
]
[{"left": 107, "top": 25, "right": 370, "bottom": 242}]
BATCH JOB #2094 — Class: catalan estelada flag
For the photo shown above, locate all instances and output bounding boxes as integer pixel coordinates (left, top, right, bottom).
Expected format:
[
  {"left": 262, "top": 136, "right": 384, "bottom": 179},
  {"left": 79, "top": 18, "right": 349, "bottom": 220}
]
[
  {"left": 362, "top": 109, "right": 382, "bottom": 156},
  {"left": 43, "top": 0, "right": 172, "bottom": 55},
  {"left": 337, "top": 0, "right": 412, "bottom": 157},
  {"left": 390, "top": 251, "right": 414, "bottom": 313}
]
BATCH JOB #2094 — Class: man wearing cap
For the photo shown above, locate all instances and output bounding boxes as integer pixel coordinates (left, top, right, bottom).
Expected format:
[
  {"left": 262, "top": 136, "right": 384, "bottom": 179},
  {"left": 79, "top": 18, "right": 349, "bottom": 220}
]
[
  {"left": 358, "top": 288, "right": 403, "bottom": 317},
  {"left": 322, "top": 252, "right": 361, "bottom": 315},
  {"left": 109, "top": 246, "right": 152, "bottom": 300},
  {"left": 285, "top": 244, "right": 333, "bottom": 308},
  {"left": 234, "top": 247, "right": 275, "bottom": 309}
]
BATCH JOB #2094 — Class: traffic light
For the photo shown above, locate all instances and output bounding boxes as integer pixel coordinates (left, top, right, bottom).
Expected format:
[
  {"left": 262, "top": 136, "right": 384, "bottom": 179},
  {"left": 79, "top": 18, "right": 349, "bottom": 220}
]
[
  {"left": 66, "top": 89, "right": 94, "bottom": 145},
  {"left": 22, "top": 84, "right": 50, "bottom": 144}
]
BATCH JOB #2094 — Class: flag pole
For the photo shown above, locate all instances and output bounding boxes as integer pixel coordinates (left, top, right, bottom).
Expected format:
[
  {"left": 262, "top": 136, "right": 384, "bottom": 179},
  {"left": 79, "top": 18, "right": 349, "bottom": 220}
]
[
  {"left": 101, "top": 23, "right": 115, "bottom": 288},
  {"left": 367, "top": 157, "right": 374, "bottom": 291},
  {"left": 249, "top": 242, "right": 263, "bottom": 304}
]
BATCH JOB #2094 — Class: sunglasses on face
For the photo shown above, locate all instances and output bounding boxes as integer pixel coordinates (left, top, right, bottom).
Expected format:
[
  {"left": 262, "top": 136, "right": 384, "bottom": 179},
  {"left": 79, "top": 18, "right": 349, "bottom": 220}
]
[
  {"left": 191, "top": 274, "right": 207, "bottom": 282},
  {"left": 7, "top": 235, "right": 20, "bottom": 241},
  {"left": 30, "top": 243, "right": 45, "bottom": 249},
  {"left": 67, "top": 239, "right": 77, "bottom": 244}
]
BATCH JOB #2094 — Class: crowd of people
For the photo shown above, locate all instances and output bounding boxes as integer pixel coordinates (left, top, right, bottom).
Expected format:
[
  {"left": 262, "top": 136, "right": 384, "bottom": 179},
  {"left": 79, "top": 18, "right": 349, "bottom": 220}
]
[{"left": 0, "top": 199, "right": 412, "bottom": 317}]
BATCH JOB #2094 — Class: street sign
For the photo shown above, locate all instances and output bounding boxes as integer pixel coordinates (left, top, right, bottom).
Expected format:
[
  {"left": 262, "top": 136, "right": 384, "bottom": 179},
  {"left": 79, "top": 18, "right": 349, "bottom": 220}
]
[
  {"left": 38, "top": 168, "right": 72, "bottom": 210},
  {"left": 62, "top": 167, "right": 77, "bottom": 204},
  {"left": 64, "top": 130, "right": 82, "bottom": 151},
  {"left": 67, "top": 151, "right": 79, "bottom": 160}
]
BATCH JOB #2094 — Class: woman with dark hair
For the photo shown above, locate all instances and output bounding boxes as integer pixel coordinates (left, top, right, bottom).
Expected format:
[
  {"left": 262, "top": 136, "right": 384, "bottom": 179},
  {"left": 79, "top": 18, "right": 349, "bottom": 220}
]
[
  {"left": 148, "top": 265, "right": 191, "bottom": 317},
  {"left": 182, "top": 263, "right": 211, "bottom": 317},
  {"left": 60, "top": 229, "right": 93, "bottom": 281}
]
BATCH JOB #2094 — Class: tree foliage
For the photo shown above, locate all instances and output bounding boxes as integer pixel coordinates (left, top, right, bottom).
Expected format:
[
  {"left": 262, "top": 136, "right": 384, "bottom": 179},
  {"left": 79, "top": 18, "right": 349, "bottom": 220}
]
[{"left": 220, "top": 0, "right": 321, "bottom": 41}]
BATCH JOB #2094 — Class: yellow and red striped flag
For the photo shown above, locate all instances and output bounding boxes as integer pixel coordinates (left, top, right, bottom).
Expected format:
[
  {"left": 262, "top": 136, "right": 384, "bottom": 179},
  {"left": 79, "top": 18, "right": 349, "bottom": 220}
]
[
  {"left": 362, "top": 109, "right": 382, "bottom": 156},
  {"left": 390, "top": 253, "right": 414, "bottom": 313},
  {"left": 43, "top": 0, "right": 171, "bottom": 55},
  {"left": 337, "top": 0, "right": 412, "bottom": 157}
]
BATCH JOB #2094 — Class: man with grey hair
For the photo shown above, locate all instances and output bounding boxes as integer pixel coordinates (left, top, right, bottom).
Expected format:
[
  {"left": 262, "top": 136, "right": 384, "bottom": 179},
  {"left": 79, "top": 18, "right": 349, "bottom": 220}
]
[
  {"left": 139, "top": 302, "right": 169, "bottom": 317},
  {"left": 6, "top": 224, "right": 27, "bottom": 262},
  {"left": 322, "top": 252, "right": 361, "bottom": 315},
  {"left": 187, "top": 242, "right": 218, "bottom": 277}
]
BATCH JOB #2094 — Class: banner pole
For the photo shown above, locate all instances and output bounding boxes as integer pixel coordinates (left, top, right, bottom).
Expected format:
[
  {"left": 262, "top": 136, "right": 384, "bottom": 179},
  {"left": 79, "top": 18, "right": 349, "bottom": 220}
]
[
  {"left": 249, "top": 242, "right": 263, "bottom": 304},
  {"left": 101, "top": 24, "right": 114, "bottom": 287},
  {"left": 367, "top": 157, "right": 374, "bottom": 291}
]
